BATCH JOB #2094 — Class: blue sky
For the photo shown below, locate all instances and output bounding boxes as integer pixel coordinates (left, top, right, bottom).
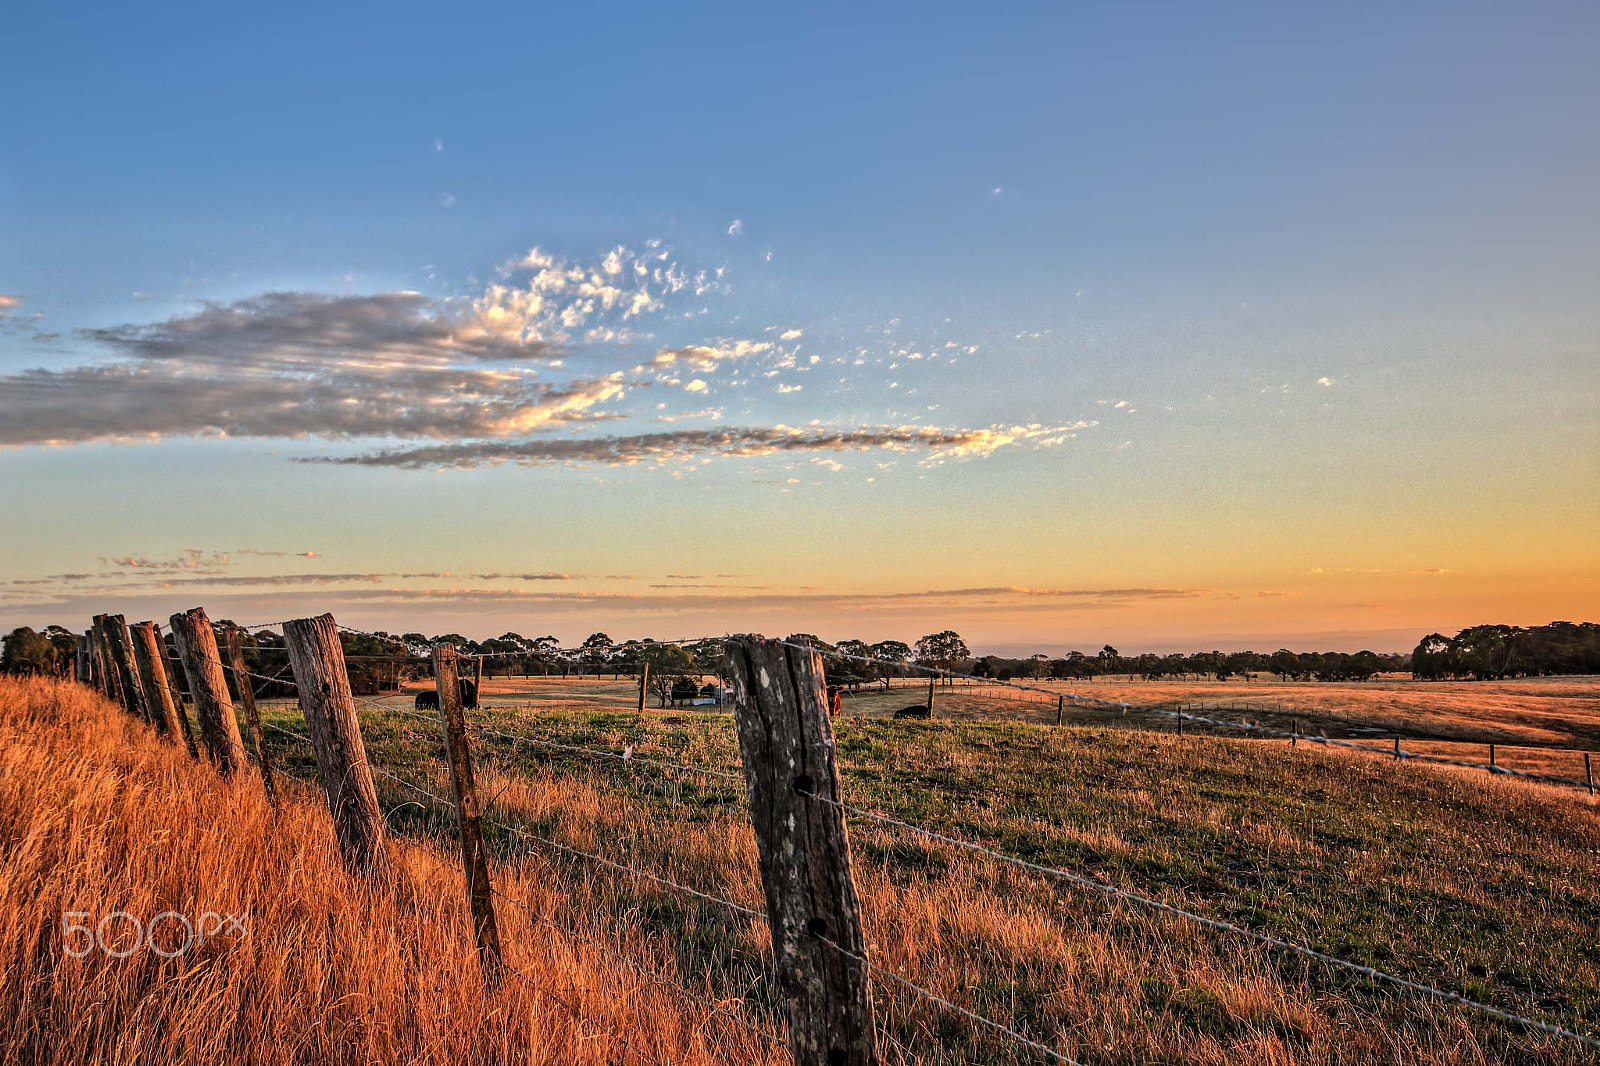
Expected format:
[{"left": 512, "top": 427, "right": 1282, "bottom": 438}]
[{"left": 1, "top": 2, "right": 1596, "bottom": 651}]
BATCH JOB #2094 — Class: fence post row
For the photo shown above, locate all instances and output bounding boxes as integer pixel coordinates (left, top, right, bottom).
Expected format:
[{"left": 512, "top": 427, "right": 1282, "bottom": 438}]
[
  {"left": 282, "top": 613, "right": 389, "bottom": 876},
  {"left": 129, "top": 620, "right": 186, "bottom": 743},
  {"left": 725, "top": 636, "right": 879, "bottom": 1066},
  {"left": 96, "top": 614, "right": 150, "bottom": 723},
  {"left": 169, "top": 607, "right": 251, "bottom": 773},
  {"left": 433, "top": 643, "right": 503, "bottom": 982},
  {"left": 224, "top": 624, "right": 278, "bottom": 806}
]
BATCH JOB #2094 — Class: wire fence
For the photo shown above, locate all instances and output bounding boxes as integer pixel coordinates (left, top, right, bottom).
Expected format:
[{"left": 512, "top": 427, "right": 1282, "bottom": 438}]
[{"left": 83, "top": 613, "right": 1600, "bottom": 1063}]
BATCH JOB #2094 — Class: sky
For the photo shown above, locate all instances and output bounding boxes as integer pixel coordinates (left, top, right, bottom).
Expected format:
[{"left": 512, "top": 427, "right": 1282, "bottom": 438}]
[{"left": 1, "top": 1, "right": 1596, "bottom": 654}]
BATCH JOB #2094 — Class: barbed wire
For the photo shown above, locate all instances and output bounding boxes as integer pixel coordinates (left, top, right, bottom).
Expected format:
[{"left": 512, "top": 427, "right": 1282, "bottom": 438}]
[
  {"left": 797, "top": 788, "right": 1600, "bottom": 1050},
  {"left": 814, "top": 933, "right": 1083, "bottom": 1066}
]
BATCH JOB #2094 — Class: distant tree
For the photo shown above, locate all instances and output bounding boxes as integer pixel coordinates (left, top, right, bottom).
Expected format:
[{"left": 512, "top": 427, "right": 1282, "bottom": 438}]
[
  {"left": 1, "top": 627, "right": 62, "bottom": 676},
  {"left": 914, "top": 631, "right": 970, "bottom": 685},
  {"left": 577, "top": 632, "right": 614, "bottom": 675},
  {"left": 867, "top": 640, "right": 912, "bottom": 689},
  {"left": 1268, "top": 648, "right": 1303, "bottom": 681},
  {"left": 643, "top": 643, "right": 696, "bottom": 707}
]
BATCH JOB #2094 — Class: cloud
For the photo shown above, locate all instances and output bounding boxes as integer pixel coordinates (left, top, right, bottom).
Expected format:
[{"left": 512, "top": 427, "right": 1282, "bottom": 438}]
[
  {"left": 0, "top": 294, "right": 21, "bottom": 313},
  {"left": 104, "top": 549, "right": 231, "bottom": 572},
  {"left": 779, "top": 328, "right": 802, "bottom": 341},
  {"left": 306, "top": 422, "right": 1088, "bottom": 470},
  {"left": 727, "top": 219, "right": 743, "bottom": 237}
]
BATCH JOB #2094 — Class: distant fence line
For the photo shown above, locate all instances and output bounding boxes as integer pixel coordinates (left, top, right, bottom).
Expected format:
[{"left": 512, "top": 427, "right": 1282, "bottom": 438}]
[{"left": 73, "top": 609, "right": 1600, "bottom": 1063}]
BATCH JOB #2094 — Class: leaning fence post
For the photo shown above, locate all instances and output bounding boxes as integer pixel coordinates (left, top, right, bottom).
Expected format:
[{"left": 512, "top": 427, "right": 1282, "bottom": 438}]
[
  {"left": 129, "top": 621, "right": 186, "bottom": 742},
  {"left": 283, "top": 613, "right": 389, "bottom": 876},
  {"left": 169, "top": 608, "right": 250, "bottom": 773},
  {"left": 433, "top": 644, "right": 503, "bottom": 982},
  {"left": 97, "top": 614, "right": 150, "bottom": 722},
  {"left": 1586, "top": 753, "right": 1593, "bottom": 796},
  {"left": 224, "top": 624, "right": 278, "bottom": 806},
  {"left": 157, "top": 625, "right": 200, "bottom": 759},
  {"left": 726, "top": 636, "right": 878, "bottom": 1066},
  {"left": 637, "top": 660, "right": 650, "bottom": 715}
]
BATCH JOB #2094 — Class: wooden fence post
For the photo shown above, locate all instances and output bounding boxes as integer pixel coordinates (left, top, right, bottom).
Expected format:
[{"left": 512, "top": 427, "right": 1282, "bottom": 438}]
[
  {"left": 224, "top": 624, "right": 278, "bottom": 806},
  {"left": 90, "top": 621, "right": 119, "bottom": 702},
  {"left": 97, "top": 614, "right": 150, "bottom": 722},
  {"left": 1055, "top": 694, "right": 1064, "bottom": 726},
  {"left": 725, "top": 636, "right": 878, "bottom": 1066},
  {"left": 282, "top": 613, "right": 389, "bottom": 876},
  {"left": 169, "top": 608, "right": 250, "bottom": 773},
  {"left": 129, "top": 621, "right": 186, "bottom": 742},
  {"left": 433, "top": 644, "right": 502, "bottom": 981},
  {"left": 75, "top": 634, "right": 91, "bottom": 684},
  {"left": 1292, "top": 718, "right": 1298, "bottom": 747},
  {"left": 1393, "top": 736, "right": 1402, "bottom": 761},
  {"left": 158, "top": 625, "right": 200, "bottom": 759},
  {"left": 926, "top": 674, "right": 936, "bottom": 717},
  {"left": 1489, "top": 744, "right": 1496, "bottom": 774},
  {"left": 638, "top": 661, "right": 650, "bottom": 715},
  {"left": 1586, "top": 753, "right": 1593, "bottom": 796}
]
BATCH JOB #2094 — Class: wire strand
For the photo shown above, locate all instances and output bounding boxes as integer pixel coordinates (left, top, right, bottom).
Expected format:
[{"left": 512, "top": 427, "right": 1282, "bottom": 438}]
[{"left": 800, "top": 789, "right": 1600, "bottom": 1050}]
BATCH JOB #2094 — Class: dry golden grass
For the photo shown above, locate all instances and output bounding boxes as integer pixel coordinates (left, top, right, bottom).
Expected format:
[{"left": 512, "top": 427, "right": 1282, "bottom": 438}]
[{"left": 0, "top": 677, "right": 781, "bottom": 1066}]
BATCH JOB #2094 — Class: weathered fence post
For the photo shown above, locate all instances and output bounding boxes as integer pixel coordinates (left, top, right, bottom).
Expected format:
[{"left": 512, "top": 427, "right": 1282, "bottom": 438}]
[
  {"left": 433, "top": 644, "right": 503, "bottom": 981},
  {"left": 224, "top": 624, "right": 277, "bottom": 806},
  {"left": 637, "top": 660, "right": 650, "bottom": 715},
  {"left": 90, "top": 621, "right": 119, "bottom": 702},
  {"left": 97, "top": 614, "right": 150, "bottom": 722},
  {"left": 157, "top": 625, "right": 200, "bottom": 759},
  {"left": 1292, "top": 718, "right": 1298, "bottom": 747},
  {"left": 129, "top": 621, "right": 186, "bottom": 742},
  {"left": 725, "top": 636, "right": 878, "bottom": 1066},
  {"left": 169, "top": 608, "right": 250, "bottom": 773},
  {"left": 1489, "top": 744, "right": 1496, "bottom": 774},
  {"left": 1393, "top": 736, "right": 1402, "bottom": 761},
  {"left": 1586, "top": 753, "right": 1593, "bottom": 796},
  {"left": 1055, "top": 694, "right": 1064, "bottom": 726},
  {"left": 75, "top": 634, "right": 91, "bottom": 684},
  {"left": 282, "top": 613, "right": 389, "bottom": 876},
  {"left": 926, "top": 674, "right": 936, "bottom": 717}
]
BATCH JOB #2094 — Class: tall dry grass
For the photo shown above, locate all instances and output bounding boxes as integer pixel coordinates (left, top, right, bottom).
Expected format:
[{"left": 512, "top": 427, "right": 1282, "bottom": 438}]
[{"left": 0, "top": 677, "right": 779, "bottom": 1066}]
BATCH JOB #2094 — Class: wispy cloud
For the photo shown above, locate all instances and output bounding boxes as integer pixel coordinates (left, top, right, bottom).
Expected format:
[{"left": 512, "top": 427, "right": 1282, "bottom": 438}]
[{"left": 306, "top": 422, "right": 1089, "bottom": 471}]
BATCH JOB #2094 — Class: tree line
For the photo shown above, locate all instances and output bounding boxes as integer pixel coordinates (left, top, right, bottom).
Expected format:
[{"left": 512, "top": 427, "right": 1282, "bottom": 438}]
[
  {"left": 1411, "top": 622, "right": 1600, "bottom": 680},
  {"left": 9, "top": 619, "right": 1595, "bottom": 689}
]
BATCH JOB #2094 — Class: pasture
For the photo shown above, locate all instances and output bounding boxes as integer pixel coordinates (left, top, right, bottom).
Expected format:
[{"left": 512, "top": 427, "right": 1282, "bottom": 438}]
[{"left": 206, "top": 670, "right": 1600, "bottom": 1062}]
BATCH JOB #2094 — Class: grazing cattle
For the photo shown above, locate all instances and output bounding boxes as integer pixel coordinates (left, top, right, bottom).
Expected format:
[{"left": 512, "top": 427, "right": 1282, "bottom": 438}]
[
  {"left": 413, "top": 678, "right": 478, "bottom": 712},
  {"left": 893, "top": 704, "right": 931, "bottom": 720}
]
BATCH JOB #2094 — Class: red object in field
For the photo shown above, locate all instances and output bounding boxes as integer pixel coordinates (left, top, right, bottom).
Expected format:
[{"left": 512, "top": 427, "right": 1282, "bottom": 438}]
[{"left": 827, "top": 685, "right": 843, "bottom": 717}]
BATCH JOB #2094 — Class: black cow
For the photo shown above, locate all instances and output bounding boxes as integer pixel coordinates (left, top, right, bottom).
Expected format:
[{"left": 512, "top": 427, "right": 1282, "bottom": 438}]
[
  {"left": 893, "top": 704, "right": 931, "bottom": 720},
  {"left": 413, "top": 678, "right": 478, "bottom": 711}
]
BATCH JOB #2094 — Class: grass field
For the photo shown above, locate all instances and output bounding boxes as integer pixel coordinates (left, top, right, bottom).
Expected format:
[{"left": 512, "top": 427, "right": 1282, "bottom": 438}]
[
  {"left": 352, "top": 671, "right": 1600, "bottom": 787},
  {"left": 6, "top": 673, "right": 1599, "bottom": 1064}
]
